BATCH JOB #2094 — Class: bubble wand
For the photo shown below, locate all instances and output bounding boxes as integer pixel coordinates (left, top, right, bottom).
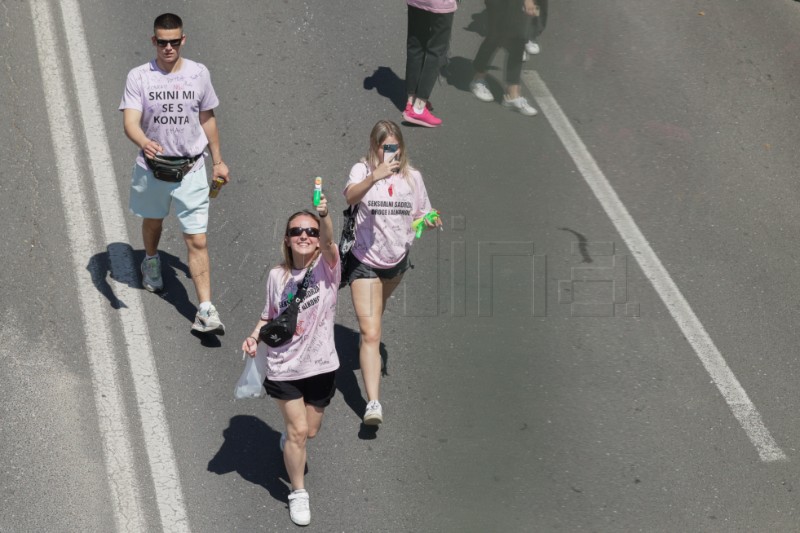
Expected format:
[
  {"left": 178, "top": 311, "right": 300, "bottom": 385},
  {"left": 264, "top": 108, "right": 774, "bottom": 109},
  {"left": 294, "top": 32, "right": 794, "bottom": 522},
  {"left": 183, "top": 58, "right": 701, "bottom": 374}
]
[{"left": 313, "top": 177, "right": 323, "bottom": 206}]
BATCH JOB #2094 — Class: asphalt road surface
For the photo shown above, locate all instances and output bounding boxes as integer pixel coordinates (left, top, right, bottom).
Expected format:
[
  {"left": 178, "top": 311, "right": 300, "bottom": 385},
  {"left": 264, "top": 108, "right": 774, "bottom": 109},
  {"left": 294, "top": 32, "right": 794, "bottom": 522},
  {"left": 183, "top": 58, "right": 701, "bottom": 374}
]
[{"left": 4, "top": 0, "right": 800, "bottom": 531}]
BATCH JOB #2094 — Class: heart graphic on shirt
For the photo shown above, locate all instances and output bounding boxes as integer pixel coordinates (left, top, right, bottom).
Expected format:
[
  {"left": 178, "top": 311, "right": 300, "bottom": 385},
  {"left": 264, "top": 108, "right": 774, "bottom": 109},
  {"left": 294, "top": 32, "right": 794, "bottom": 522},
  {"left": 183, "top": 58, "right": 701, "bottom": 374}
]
[{"left": 388, "top": 184, "right": 394, "bottom": 197}]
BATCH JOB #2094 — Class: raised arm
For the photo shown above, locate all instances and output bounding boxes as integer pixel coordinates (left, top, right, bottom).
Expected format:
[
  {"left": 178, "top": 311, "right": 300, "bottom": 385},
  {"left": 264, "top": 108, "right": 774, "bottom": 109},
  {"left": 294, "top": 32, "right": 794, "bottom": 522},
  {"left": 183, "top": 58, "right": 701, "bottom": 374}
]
[{"left": 315, "top": 194, "right": 337, "bottom": 268}]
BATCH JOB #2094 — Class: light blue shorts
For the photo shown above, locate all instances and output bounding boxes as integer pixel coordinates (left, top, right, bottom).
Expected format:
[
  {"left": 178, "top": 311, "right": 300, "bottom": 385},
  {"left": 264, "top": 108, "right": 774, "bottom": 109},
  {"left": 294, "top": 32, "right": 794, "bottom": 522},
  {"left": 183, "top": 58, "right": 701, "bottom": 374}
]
[{"left": 129, "top": 163, "right": 210, "bottom": 234}]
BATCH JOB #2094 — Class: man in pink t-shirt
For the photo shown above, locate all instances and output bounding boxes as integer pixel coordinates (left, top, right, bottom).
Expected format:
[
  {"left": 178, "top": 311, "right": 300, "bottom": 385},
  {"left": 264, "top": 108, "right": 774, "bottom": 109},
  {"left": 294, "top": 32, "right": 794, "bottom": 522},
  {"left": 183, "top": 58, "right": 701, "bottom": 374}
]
[{"left": 119, "top": 13, "right": 230, "bottom": 336}]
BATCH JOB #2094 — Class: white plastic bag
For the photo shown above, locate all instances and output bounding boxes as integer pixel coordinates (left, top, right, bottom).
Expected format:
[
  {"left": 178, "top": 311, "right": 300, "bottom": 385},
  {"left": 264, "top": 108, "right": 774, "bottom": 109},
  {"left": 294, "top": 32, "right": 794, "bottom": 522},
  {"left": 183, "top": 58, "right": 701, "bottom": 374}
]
[{"left": 234, "top": 345, "right": 267, "bottom": 399}]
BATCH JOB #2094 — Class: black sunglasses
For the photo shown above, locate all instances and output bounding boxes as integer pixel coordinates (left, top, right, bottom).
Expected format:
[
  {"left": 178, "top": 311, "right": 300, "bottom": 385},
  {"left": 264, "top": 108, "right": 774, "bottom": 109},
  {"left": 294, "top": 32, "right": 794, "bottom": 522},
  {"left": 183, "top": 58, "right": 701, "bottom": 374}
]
[
  {"left": 382, "top": 143, "right": 399, "bottom": 153},
  {"left": 287, "top": 227, "right": 320, "bottom": 238},
  {"left": 156, "top": 38, "right": 183, "bottom": 48}
]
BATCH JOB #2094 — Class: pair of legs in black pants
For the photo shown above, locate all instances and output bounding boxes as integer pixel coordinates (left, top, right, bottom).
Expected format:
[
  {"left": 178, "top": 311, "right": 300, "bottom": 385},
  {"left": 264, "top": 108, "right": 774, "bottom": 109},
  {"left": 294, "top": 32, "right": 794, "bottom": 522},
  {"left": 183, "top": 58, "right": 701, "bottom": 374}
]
[
  {"left": 526, "top": 0, "right": 548, "bottom": 45},
  {"left": 472, "top": 0, "right": 526, "bottom": 91},
  {"left": 405, "top": 6, "right": 454, "bottom": 124}
]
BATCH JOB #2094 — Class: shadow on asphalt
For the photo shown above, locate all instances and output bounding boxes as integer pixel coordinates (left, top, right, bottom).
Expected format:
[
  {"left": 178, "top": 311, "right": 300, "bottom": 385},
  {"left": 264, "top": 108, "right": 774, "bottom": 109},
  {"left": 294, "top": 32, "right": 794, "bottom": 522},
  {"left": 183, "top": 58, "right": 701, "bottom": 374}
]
[
  {"left": 363, "top": 66, "right": 406, "bottom": 112},
  {"left": 207, "top": 415, "right": 295, "bottom": 503},
  {"left": 334, "top": 324, "right": 388, "bottom": 439},
  {"left": 87, "top": 242, "right": 199, "bottom": 326}
]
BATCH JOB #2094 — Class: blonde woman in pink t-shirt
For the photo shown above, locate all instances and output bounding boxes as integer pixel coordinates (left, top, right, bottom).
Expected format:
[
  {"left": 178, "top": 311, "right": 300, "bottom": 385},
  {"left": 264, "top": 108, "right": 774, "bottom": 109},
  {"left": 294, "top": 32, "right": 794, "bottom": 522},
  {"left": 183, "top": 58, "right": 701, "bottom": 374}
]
[
  {"left": 343, "top": 120, "right": 441, "bottom": 426},
  {"left": 241, "top": 197, "right": 340, "bottom": 527}
]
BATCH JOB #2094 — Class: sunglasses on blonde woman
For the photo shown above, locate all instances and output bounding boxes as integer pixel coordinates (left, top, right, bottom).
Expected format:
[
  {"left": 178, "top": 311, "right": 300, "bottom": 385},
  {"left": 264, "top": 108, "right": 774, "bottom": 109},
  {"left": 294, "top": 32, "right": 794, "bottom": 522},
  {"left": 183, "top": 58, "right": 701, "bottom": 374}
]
[{"left": 287, "top": 227, "right": 320, "bottom": 238}]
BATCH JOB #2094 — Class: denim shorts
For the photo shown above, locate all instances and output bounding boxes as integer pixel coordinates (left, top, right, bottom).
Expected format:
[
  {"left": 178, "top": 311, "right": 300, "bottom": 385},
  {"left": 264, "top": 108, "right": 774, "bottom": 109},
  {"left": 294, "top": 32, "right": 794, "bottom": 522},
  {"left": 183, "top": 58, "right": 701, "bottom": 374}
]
[{"left": 129, "top": 163, "right": 210, "bottom": 234}]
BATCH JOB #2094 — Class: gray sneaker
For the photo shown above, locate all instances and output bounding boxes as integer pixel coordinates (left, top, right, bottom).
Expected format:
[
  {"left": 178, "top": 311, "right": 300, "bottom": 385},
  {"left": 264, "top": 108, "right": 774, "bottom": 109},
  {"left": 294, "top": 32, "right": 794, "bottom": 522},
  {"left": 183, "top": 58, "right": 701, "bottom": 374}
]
[
  {"left": 191, "top": 304, "right": 225, "bottom": 335},
  {"left": 141, "top": 256, "right": 163, "bottom": 292},
  {"left": 363, "top": 400, "right": 383, "bottom": 426},
  {"left": 502, "top": 95, "right": 538, "bottom": 116}
]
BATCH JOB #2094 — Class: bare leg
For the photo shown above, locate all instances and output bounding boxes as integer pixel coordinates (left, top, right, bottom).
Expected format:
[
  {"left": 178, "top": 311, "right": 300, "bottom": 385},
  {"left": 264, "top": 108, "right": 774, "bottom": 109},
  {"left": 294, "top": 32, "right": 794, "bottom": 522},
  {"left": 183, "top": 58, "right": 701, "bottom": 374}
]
[
  {"left": 183, "top": 232, "right": 211, "bottom": 303},
  {"left": 305, "top": 404, "right": 325, "bottom": 439},
  {"left": 350, "top": 275, "right": 404, "bottom": 402},
  {"left": 278, "top": 399, "right": 326, "bottom": 491},
  {"left": 278, "top": 398, "right": 310, "bottom": 490},
  {"left": 142, "top": 218, "right": 163, "bottom": 256}
]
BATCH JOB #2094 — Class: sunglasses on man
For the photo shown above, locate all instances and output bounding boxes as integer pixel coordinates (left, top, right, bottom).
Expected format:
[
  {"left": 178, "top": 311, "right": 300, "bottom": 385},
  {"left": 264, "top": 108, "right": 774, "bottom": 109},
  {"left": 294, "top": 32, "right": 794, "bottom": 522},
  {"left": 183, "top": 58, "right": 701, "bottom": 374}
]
[
  {"left": 156, "top": 38, "right": 183, "bottom": 48},
  {"left": 287, "top": 227, "right": 320, "bottom": 238}
]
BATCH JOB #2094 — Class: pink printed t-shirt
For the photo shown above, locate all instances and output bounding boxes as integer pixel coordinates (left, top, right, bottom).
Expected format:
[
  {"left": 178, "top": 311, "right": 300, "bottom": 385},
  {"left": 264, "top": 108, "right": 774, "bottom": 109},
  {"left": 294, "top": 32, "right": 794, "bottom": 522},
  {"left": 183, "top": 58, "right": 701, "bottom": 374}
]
[
  {"left": 345, "top": 162, "right": 433, "bottom": 269},
  {"left": 260, "top": 254, "right": 341, "bottom": 381},
  {"left": 119, "top": 58, "right": 219, "bottom": 171}
]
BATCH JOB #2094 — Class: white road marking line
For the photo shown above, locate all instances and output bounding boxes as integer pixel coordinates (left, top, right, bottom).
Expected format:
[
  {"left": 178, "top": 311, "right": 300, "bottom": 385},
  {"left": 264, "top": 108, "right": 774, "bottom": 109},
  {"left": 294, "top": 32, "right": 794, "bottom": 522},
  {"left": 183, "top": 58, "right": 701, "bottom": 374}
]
[
  {"left": 30, "top": 1, "right": 146, "bottom": 530},
  {"left": 523, "top": 70, "right": 786, "bottom": 462},
  {"left": 57, "top": 0, "right": 192, "bottom": 530}
]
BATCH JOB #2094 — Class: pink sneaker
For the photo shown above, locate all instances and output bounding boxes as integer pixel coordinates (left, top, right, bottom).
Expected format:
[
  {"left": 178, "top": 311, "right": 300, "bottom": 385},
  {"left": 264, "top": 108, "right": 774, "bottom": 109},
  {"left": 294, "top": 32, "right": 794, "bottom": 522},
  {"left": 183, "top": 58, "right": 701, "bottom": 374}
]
[{"left": 402, "top": 103, "right": 442, "bottom": 128}]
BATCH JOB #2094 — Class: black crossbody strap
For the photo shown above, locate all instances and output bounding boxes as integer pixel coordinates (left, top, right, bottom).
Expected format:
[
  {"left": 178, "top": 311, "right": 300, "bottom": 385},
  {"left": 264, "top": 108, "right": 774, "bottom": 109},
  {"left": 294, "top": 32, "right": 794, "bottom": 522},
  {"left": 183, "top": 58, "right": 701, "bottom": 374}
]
[{"left": 290, "top": 257, "right": 318, "bottom": 304}]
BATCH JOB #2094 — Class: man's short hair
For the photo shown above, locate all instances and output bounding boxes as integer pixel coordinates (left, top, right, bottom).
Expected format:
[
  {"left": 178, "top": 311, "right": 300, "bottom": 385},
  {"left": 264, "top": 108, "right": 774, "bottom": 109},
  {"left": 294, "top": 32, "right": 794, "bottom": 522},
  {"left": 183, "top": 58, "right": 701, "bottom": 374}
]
[{"left": 154, "top": 13, "right": 183, "bottom": 33}]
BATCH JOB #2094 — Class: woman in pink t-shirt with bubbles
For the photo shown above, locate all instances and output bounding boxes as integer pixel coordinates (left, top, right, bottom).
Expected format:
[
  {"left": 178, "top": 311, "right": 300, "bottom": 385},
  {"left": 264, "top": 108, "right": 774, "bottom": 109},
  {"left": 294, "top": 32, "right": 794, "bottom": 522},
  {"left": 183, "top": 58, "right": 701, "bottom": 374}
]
[
  {"left": 343, "top": 119, "right": 441, "bottom": 427},
  {"left": 241, "top": 196, "right": 340, "bottom": 527}
]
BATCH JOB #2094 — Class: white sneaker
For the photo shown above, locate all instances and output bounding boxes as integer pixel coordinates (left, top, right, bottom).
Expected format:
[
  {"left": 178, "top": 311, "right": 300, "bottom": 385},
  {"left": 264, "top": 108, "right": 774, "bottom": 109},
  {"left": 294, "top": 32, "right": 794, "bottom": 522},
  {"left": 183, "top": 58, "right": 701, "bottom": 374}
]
[
  {"left": 279, "top": 432, "right": 286, "bottom": 453},
  {"left": 288, "top": 489, "right": 310, "bottom": 526},
  {"left": 502, "top": 95, "right": 538, "bottom": 116},
  {"left": 469, "top": 80, "right": 494, "bottom": 102},
  {"left": 363, "top": 400, "right": 383, "bottom": 426},
  {"left": 526, "top": 40, "right": 541, "bottom": 55},
  {"left": 141, "top": 255, "right": 163, "bottom": 292},
  {"left": 522, "top": 50, "right": 528, "bottom": 62},
  {"left": 191, "top": 304, "right": 226, "bottom": 335}
]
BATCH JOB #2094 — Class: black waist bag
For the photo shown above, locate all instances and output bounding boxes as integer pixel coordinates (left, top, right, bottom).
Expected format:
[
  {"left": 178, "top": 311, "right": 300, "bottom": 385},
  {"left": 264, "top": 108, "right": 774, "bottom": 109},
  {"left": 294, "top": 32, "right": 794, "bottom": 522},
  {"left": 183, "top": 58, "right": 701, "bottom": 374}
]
[
  {"left": 146, "top": 154, "right": 200, "bottom": 182},
  {"left": 259, "top": 259, "right": 317, "bottom": 348}
]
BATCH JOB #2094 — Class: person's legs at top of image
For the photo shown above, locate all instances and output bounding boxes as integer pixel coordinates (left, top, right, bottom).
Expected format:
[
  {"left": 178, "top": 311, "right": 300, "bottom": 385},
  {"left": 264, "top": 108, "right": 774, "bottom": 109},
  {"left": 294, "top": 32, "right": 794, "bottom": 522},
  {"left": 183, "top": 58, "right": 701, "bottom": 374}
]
[
  {"left": 525, "top": 0, "right": 547, "bottom": 55},
  {"left": 523, "top": 18, "right": 540, "bottom": 58},
  {"left": 502, "top": 36, "right": 538, "bottom": 116},
  {"left": 404, "top": 6, "right": 428, "bottom": 109},
  {"left": 351, "top": 274, "right": 404, "bottom": 425},
  {"left": 470, "top": 0, "right": 504, "bottom": 103},
  {"left": 141, "top": 218, "right": 164, "bottom": 292},
  {"left": 278, "top": 397, "right": 325, "bottom": 526},
  {"left": 403, "top": 6, "right": 454, "bottom": 128}
]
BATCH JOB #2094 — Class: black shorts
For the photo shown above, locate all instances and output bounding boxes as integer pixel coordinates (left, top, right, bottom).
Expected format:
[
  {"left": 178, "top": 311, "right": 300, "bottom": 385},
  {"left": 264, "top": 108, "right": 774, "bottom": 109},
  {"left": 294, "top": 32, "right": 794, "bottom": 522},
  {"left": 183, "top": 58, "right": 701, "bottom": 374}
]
[
  {"left": 347, "top": 253, "right": 411, "bottom": 285},
  {"left": 264, "top": 371, "right": 336, "bottom": 408}
]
